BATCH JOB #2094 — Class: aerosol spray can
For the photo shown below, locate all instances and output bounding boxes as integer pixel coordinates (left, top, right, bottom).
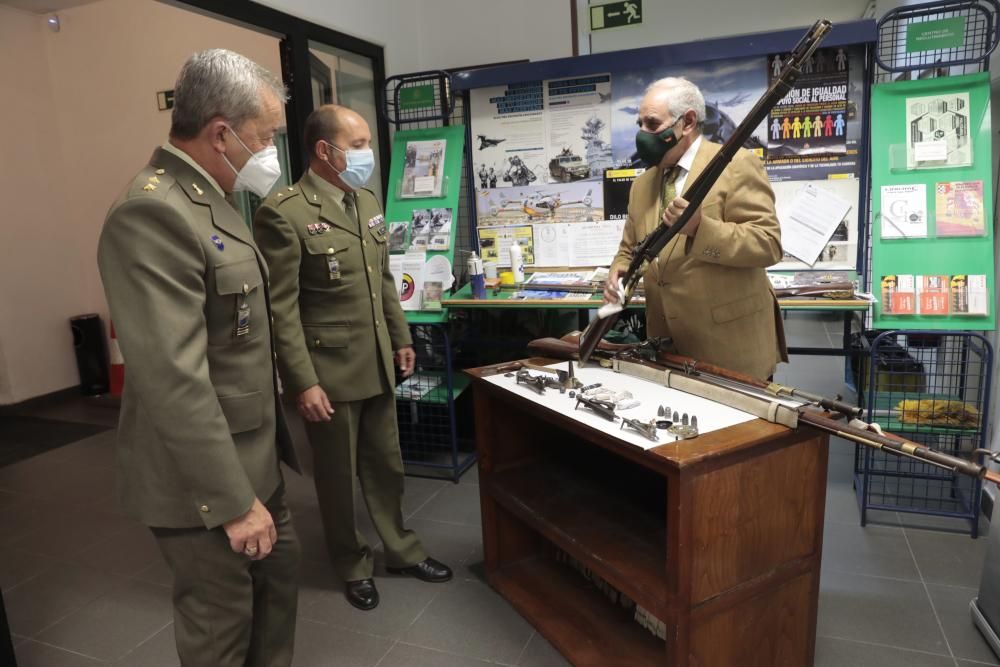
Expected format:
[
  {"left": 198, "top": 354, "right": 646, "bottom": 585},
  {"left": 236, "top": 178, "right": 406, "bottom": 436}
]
[
  {"left": 468, "top": 252, "right": 486, "bottom": 299},
  {"left": 508, "top": 242, "right": 525, "bottom": 283}
]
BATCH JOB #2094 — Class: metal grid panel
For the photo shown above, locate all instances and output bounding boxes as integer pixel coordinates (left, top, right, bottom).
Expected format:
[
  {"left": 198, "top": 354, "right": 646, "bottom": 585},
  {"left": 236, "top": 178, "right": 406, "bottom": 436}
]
[
  {"left": 380, "top": 70, "right": 454, "bottom": 127},
  {"left": 853, "top": 330, "right": 993, "bottom": 535},
  {"left": 874, "top": 0, "right": 999, "bottom": 82},
  {"left": 396, "top": 324, "right": 476, "bottom": 481}
]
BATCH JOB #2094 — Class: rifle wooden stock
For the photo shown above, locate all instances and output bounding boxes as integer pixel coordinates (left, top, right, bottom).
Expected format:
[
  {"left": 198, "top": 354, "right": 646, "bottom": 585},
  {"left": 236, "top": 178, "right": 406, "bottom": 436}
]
[
  {"left": 578, "top": 18, "right": 833, "bottom": 364},
  {"left": 526, "top": 336, "right": 1000, "bottom": 485}
]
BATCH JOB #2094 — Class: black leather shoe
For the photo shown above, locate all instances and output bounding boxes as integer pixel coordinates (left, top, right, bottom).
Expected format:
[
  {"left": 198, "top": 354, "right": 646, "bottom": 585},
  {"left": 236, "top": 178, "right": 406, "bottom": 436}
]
[
  {"left": 387, "top": 557, "right": 453, "bottom": 583},
  {"left": 345, "top": 578, "right": 379, "bottom": 610}
]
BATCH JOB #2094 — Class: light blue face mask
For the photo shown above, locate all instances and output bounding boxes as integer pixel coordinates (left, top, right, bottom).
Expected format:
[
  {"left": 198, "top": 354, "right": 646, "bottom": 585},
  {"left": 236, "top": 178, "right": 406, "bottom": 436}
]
[{"left": 325, "top": 142, "right": 375, "bottom": 190}]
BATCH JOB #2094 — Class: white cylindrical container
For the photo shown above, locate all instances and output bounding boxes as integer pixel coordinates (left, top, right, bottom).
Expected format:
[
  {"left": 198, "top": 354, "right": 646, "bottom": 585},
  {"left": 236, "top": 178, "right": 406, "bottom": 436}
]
[{"left": 509, "top": 243, "right": 525, "bottom": 283}]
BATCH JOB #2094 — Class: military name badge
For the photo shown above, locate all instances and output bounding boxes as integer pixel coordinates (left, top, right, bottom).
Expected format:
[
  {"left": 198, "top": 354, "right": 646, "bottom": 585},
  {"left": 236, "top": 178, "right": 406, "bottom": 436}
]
[
  {"left": 234, "top": 284, "right": 251, "bottom": 337},
  {"left": 326, "top": 255, "right": 341, "bottom": 281}
]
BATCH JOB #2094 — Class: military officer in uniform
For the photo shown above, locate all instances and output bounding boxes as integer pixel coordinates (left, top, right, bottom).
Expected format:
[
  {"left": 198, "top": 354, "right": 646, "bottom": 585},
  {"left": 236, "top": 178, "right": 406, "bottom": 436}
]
[
  {"left": 97, "top": 49, "right": 300, "bottom": 667},
  {"left": 604, "top": 77, "right": 787, "bottom": 381},
  {"left": 254, "top": 104, "right": 452, "bottom": 611}
]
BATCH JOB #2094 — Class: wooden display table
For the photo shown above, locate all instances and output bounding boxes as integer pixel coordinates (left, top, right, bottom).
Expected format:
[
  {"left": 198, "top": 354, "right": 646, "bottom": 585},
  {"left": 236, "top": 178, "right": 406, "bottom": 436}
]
[{"left": 468, "top": 359, "right": 829, "bottom": 666}]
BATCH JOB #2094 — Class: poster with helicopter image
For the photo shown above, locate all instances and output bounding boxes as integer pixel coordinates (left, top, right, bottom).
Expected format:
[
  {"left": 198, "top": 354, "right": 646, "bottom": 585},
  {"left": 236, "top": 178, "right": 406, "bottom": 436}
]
[{"left": 475, "top": 181, "right": 603, "bottom": 227}]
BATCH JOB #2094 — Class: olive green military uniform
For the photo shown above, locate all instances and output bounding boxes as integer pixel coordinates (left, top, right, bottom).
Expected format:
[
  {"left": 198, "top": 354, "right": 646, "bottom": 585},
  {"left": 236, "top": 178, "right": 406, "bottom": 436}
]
[
  {"left": 98, "top": 147, "right": 301, "bottom": 667},
  {"left": 254, "top": 169, "right": 426, "bottom": 582}
]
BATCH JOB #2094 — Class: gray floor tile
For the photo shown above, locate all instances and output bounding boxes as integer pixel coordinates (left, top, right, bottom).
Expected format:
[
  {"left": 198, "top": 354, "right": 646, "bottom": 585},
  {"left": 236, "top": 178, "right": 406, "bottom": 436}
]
[
  {"left": 0, "top": 547, "right": 58, "bottom": 591},
  {"left": 4, "top": 563, "right": 117, "bottom": 637},
  {"left": 299, "top": 564, "right": 443, "bottom": 640},
  {"left": 292, "top": 618, "right": 392, "bottom": 667},
  {"left": 826, "top": 479, "right": 900, "bottom": 527},
  {"left": 814, "top": 636, "right": 956, "bottom": 667},
  {"left": 14, "top": 640, "right": 105, "bottom": 667},
  {"left": 4, "top": 506, "right": 135, "bottom": 559},
  {"left": 115, "top": 622, "right": 179, "bottom": 667},
  {"left": 517, "top": 632, "right": 572, "bottom": 666},
  {"left": 411, "top": 482, "right": 481, "bottom": 527},
  {"left": 402, "top": 477, "right": 449, "bottom": 519},
  {"left": 131, "top": 558, "right": 173, "bottom": 589},
  {"left": 817, "top": 569, "right": 949, "bottom": 655},
  {"left": 379, "top": 642, "right": 493, "bottom": 666},
  {"left": 46, "top": 431, "right": 117, "bottom": 469},
  {"left": 822, "top": 521, "right": 920, "bottom": 581},
  {"left": 400, "top": 579, "right": 534, "bottom": 664},
  {"left": 928, "top": 584, "right": 999, "bottom": 664},
  {"left": 461, "top": 465, "right": 479, "bottom": 486},
  {"left": 35, "top": 578, "right": 173, "bottom": 662},
  {"left": 907, "top": 527, "right": 990, "bottom": 588},
  {"left": 73, "top": 523, "right": 164, "bottom": 579},
  {"left": 406, "top": 518, "right": 483, "bottom": 573}
]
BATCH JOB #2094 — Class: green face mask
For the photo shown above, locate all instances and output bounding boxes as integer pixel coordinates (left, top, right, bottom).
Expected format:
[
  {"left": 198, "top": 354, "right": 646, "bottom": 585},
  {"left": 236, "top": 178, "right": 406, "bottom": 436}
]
[{"left": 635, "top": 124, "right": 679, "bottom": 167}]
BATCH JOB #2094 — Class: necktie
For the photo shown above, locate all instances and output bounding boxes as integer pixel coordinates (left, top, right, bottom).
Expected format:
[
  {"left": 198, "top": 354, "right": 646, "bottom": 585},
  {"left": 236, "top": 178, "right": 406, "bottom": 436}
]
[
  {"left": 344, "top": 192, "right": 359, "bottom": 227},
  {"left": 658, "top": 165, "right": 681, "bottom": 222}
]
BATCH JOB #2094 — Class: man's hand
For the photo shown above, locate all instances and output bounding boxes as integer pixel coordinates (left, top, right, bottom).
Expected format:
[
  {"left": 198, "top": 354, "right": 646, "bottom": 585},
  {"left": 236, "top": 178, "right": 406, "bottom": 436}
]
[
  {"left": 662, "top": 195, "right": 702, "bottom": 236},
  {"left": 223, "top": 497, "right": 277, "bottom": 561},
  {"left": 297, "top": 384, "right": 334, "bottom": 422},
  {"left": 395, "top": 346, "right": 416, "bottom": 378},
  {"left": 603, "top": 266, "right": 624, "bottom": 304}
]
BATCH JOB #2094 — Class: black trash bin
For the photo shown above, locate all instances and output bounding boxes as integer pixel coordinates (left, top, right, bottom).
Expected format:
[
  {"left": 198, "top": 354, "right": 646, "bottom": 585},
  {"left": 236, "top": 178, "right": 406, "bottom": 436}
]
[{"left": 70, "top": 314, "right": 110, "bottom": 395}]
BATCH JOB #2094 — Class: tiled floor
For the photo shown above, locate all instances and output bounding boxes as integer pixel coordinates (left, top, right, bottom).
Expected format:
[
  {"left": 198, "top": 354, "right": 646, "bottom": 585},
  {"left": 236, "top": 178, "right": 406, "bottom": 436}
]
[{"left": 0, "top": 312, "right": 995, "bottom": 666}]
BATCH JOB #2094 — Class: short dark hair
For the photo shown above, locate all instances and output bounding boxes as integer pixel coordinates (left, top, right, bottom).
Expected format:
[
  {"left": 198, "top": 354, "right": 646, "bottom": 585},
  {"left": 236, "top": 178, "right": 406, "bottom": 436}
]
[{"left": 303, "top": 105, "right": 343, "bottom": 156}]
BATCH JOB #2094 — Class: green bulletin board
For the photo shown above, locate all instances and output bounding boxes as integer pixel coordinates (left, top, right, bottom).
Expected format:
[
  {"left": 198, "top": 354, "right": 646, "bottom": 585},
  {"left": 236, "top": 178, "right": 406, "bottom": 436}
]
[
  {"left": 869, "top": 72, "right": 994, "bottom": 330},
  {"left": 384, "top": 125, "right": 466, "bottom": 324}
]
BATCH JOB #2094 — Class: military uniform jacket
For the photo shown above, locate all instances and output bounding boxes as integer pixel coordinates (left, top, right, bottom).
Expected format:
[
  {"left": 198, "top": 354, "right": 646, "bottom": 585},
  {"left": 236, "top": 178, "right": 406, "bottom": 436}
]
[
  {"left": 611, "top": 140, "right": 788, "bottom": 380},
  {"left": 253, "top": 170, "right": 412, "bottom": 402},
  {"left": 98, "top": 148, "right": 299, "bottom": 530}
]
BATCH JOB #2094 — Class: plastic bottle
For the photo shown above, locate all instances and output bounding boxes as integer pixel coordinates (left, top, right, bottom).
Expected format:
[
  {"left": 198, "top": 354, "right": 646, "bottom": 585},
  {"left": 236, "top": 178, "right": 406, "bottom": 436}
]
[
  {"left": 509, "top": 243, "right": 525, "bottom": 283},
  {"left": 468, "top": 252, "right": 486, "bottom": 299}
]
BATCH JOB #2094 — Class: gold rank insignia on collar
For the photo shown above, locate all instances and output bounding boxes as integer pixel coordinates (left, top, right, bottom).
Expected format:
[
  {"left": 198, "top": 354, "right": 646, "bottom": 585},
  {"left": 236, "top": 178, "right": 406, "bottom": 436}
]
[
  {"left": 192, "top": 183, "right": 204, "bottom": 196},
  {"left": 155, "top": 168, "right": 166, "bottom": 175},
  {"left": 148, "top": 175, "right": 160, "bottom": 184},
  {"left": 143, "top": 183, "right": 156, "bottom": 191}
]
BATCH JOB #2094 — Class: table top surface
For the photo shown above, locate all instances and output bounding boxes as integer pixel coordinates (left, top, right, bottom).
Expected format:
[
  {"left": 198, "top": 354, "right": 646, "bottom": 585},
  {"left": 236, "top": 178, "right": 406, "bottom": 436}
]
[{"left": 444, "top": 282, "right": 871, "bottom": 311}]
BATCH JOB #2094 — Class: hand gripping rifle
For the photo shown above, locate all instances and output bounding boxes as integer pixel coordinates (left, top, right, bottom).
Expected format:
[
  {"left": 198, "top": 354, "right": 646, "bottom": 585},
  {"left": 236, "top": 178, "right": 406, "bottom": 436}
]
[
  {"left": 530, "top": 335, "right": 1000, "bottom": 486},
  {"left": 578, "top": 19, "right": 833, "bottom": 364}
]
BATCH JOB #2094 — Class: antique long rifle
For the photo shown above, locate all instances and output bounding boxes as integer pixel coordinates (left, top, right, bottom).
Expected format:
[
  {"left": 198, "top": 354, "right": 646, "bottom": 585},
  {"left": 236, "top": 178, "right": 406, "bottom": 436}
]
[
  {"left": 578, "top": 19, "right": 833, "bottom": 364},
  {"left": 529, "top": 336, "right": 1000, "bottom": 485}
]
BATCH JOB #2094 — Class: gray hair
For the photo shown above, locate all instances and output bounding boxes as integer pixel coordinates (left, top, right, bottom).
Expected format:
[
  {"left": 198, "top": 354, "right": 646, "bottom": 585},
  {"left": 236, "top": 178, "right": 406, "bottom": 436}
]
[
  {"left": 644, "top": 77, "right": 706, "bottom": 125},
  {"left": 170, "top": 49, "right": 287, "bottom": 139}
]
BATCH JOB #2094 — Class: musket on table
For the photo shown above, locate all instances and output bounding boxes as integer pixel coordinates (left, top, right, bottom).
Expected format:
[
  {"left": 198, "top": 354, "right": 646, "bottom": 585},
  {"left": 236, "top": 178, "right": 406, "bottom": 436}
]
[
  {"left": 578, "top": 19, "right": 834, "bottom": 364},
  {"left": 529, "top": 335, "right": 1000, "bottom": 486}
]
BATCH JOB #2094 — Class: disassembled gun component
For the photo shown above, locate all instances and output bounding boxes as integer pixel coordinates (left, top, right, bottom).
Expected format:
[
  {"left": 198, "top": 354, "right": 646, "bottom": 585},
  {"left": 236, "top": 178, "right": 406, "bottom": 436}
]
[
  {"left": 515, "top": 369, "right": 548, "bottom": 395},
  {"left": 575, "top": 396, "right": 617, "bottom": 422},
  {"left": 620, "top": 417, "right": 659, "bottom": 442},
  {"left": 668, "top": 416, "right": 699, "bottom": 440}
]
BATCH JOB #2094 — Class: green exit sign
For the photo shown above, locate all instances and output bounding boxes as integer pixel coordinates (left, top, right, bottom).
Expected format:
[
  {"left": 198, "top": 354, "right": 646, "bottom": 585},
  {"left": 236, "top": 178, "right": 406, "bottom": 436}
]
[
  {"left": 590, "top": 0, "right": 643, "bottom": 31},
  {"left": 906, "top": 17, "right": 966, "bottom": 52},
  {"left": 399, "top": 84, "right": 436, "bottom": 111}
]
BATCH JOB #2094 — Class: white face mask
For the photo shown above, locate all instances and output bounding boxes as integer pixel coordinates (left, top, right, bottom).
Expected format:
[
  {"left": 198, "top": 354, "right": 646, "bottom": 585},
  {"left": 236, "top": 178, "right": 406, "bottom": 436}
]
[{"left": 223, "top": 126, "right": 281, "bottom": 197}]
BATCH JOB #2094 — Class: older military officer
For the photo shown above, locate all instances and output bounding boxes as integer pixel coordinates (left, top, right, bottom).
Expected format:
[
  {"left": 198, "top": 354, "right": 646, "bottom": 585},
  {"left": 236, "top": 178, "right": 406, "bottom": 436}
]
[
  {"left": 97, "top": 50, "right": 300, "bottom": 666},
  {"left": 254, "top": 105, "right": 452, "bottom": 611},
  {"left": 604, "top": 77, "right": 787, "bottom": 380}
]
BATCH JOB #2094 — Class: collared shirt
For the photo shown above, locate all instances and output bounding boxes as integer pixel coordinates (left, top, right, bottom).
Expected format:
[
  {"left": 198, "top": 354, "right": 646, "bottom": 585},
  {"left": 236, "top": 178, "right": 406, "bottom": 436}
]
[
  {"left": 672, "top": 134, "right": 702, "bottom": 196},
  {"left": 161, "top": 142, "right": 225, "bottom": 198},
  {"left": 307, "top": 168, "right": 348, "bottom": 210}
]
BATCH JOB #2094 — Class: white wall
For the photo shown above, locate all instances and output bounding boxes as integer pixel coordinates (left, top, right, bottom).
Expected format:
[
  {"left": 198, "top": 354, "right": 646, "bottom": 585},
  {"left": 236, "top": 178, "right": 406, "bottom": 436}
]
[
  {"left": 0, "top": 0, "right": 282, "bottom": 404},
  {"left": 582, "top": 0, "right": 872, "bottom": 54},
  {"left": 257, "top": 0, "right": 572, "bottom": 73},
  {"left": 0, "top": 5, "right": 84, "bottom": 403}
]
